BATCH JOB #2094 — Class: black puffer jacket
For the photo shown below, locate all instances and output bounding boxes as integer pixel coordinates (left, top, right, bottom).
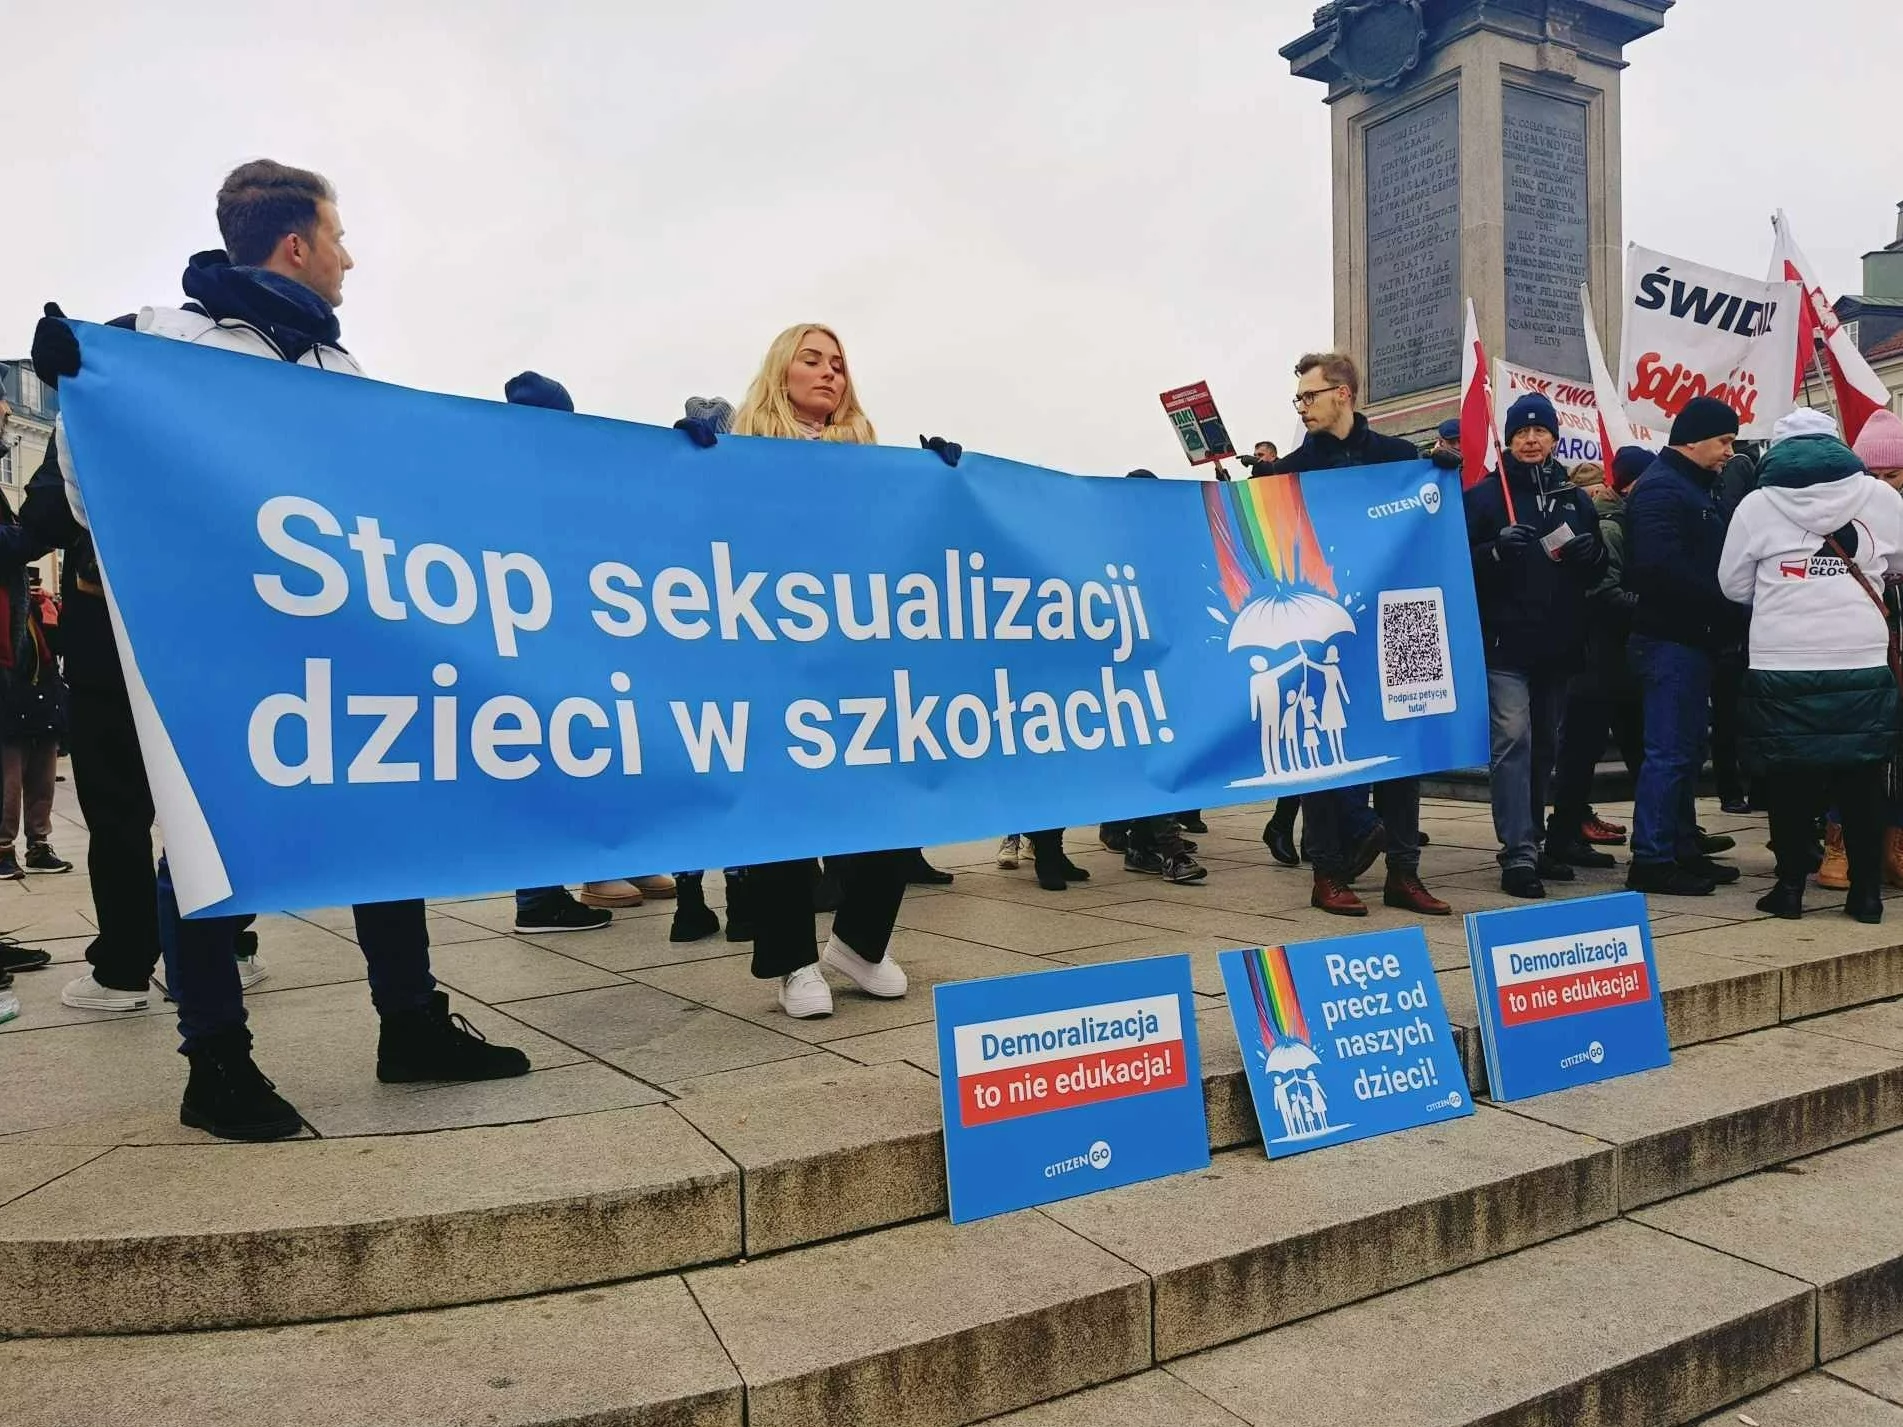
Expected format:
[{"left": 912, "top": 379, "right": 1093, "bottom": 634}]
[
  {"left": 1463, "top": 456, "right": 1607, "bottom": 673},
  {"left": 1738, "top": 666, "right": 1899, "bottom": 773},
  {"left": 1263, "top": 413, "right": 1420, "bottom": 473}
]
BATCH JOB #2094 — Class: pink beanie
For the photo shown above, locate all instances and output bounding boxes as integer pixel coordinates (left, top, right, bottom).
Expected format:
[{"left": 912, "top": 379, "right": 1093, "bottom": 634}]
[{"left": 1853, "top": 409, "right": 1903, "bottom": 470}]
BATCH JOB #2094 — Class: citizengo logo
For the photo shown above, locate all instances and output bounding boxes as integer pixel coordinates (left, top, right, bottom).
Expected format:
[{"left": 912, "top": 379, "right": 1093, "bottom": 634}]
[
  {"left": 1045, "top": 1140, "right": 1113, "bottom": 1179},
  {"left": 1559, "top": 1040, "right": 1608, "bottom": 1071},
  {"left": 1367, "top": 483, "right": 1445, "bottom": 520}
]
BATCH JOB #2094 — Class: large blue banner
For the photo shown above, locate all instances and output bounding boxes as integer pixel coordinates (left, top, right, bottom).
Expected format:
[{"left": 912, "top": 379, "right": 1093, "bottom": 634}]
[{"left": 58, "top": 323, "right": 1487, "bottom": 914}]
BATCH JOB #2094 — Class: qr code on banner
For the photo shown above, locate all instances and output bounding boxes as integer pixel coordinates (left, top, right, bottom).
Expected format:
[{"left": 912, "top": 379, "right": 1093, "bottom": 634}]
[{"left": 1377, "top": 587, "right": 1456, "bottom": 721}]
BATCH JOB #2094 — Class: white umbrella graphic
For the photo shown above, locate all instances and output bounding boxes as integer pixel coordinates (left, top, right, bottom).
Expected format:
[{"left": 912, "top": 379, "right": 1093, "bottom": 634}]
[
  {"left": 1262, "top": 1040, "right": 1320, "bottom": 1073},
  {"left": 1226, "top": 590, "right": 1356, "bottom": 655}
]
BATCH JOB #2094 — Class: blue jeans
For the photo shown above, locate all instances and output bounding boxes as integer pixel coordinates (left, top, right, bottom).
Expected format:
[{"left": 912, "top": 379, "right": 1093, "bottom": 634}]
[
  {"left": 1628, "top": 635, "right": 1711, "bottom": 867},
  {"left": 1487, "top": 669, "right": 1562, "bottom": 870},
  {"left": 158, "top": 856, "right": 436, "bottom": 1054}
]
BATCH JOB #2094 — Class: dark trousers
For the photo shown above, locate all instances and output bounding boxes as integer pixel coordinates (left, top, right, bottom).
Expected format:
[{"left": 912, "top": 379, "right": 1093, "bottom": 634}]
[
  {"left": 1629, "top": 635, "right": 1711, "bottom": 867},
  {"left": 1711, "top": 651, "right": 1748, "bottom": 804},
  {"left": 1268, "top": 798, "right": 1300, "bottom": 836},
  {"left": 1764, "top": 766, "right": 1885, "bottom": 888},
  {"left": 1027, "top": 829, "right": 1066, "bottom": 861},
  {"left": 749, "top": 849, "right": 908, "bottom": 979},
  {"left": 157, "top": 856, "right": 435, "bottom": 1053},
  {"left": 69, "top": 684, "right": 160, "bottom": 992},
  {"left": 1550, "top": 682, "right": 1646, "bottom": 839},
  {"left": 1303, "top": 780, "right": 1420, "bottom": 879}
]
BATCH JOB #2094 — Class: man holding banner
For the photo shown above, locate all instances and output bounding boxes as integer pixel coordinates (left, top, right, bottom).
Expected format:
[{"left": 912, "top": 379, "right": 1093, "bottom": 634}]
[
  {"left": 1261, "top": 353, "right": 1450, "bottom": 919},
  {"left": 32, "top": 160, "right": 532, "bottom": 1139}
]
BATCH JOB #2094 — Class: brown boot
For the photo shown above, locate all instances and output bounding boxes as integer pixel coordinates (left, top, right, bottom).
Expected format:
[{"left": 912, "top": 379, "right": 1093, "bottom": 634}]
[
  {"left": 1311, "top": 873, "right": 1368, "bottom": 917},
  {"left": 1384, "top": 869, "right": 1451, "bottom": 916},
  {"left": 1817, "top": 823, "right": 1850, "bottom": 891},
  {"left": 1885, "top": 827, "right": 1903, "bottom": 891}
]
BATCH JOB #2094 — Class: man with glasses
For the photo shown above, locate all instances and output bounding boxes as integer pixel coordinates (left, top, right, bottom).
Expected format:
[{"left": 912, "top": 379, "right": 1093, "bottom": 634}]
[{"left": 1255, "top": 353, "right": 1450, "bottom": 919}]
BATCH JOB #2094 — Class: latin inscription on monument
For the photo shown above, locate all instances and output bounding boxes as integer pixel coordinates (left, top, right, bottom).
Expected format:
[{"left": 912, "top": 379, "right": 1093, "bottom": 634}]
[
  {"left": 1364, "top": 89, "right": 1461, "bottom": 403},
  {"left": 1502, "top": 87, "right": 1590, "bottom": 379}
]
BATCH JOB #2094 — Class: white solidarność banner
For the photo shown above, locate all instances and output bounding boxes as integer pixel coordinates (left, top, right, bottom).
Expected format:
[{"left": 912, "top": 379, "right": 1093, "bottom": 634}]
[{"left": 1620, "top": 245, "right": 1800, "bottom": 441}]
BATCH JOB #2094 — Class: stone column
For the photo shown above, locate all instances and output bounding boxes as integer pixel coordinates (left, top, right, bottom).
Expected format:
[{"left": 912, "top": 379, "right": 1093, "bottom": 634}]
[{"left": 1284, "top": 1, "right": 1669, "bottom": 440}]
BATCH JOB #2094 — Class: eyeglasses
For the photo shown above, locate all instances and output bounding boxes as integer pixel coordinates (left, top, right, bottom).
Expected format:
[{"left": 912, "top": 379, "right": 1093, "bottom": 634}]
[{"left": 1293, "top": 385, "right": 1344, "bottom": 410}]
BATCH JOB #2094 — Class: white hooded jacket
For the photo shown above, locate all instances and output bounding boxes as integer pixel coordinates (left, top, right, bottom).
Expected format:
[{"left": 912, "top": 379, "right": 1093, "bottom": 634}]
[{"left": 1718, "top": 451, "right": 1903, "bottom": 672}]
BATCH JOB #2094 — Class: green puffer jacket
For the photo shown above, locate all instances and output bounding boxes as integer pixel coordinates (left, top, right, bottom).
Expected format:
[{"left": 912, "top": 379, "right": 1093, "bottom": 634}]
[{"left": 1738, "top": 665, "right": 1900, "bottom": 774}]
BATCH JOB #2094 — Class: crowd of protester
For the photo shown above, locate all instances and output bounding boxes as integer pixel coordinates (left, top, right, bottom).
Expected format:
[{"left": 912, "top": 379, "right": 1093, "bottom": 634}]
[{"left": 3, "top": 155, "right": 1900, "bottom": 1138}]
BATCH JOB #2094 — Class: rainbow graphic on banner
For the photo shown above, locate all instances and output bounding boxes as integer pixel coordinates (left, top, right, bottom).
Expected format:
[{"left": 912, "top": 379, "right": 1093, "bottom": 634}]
[
  {"left": 1202, "top": 474, "right": 1337, "bottom": 611},
  {"left": 1241, "top": 944, "right": 1311, "bottom": 1050}
]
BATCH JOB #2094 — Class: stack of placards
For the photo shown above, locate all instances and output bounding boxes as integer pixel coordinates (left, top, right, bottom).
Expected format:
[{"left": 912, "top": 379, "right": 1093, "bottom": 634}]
[{"left": 1464, "top": 890, "right": 1670, "bottom": 1100}]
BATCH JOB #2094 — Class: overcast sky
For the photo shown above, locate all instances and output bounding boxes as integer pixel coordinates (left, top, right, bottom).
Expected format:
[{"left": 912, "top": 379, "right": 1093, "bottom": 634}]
[{"left": 4, "top": 0, "right": 1896, "bottom": 475}]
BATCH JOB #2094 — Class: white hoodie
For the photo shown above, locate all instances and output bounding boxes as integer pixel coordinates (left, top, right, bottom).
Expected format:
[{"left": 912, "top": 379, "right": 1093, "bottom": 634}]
[{"left": 1718, "top": 462, "right": 1903, "bottom": 671}]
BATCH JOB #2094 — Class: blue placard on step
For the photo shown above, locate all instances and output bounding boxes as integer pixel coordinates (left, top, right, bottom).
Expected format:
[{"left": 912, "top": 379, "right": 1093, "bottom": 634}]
[
  {"left": 1218, "top": 928, "right": 1471, "bottom": 1158},
  {"left": 1465, "top": 890, "right": 1670, "bottom": 1100},
  {"left": 933, "top": 956, "right": 1209, "bottom": 1224}
]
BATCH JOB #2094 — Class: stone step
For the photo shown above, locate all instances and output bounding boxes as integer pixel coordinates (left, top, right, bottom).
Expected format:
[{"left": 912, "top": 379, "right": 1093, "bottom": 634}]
[
  {"left": 12, "top": 994, "right": 1903, "bottom": 1341},
  {"left": 0, "top": 1104, "right": 740, "bottom": 1336},
  {"left": 1698, "top": 1372, "right": 1903, "bottom": 1426},
  {"left": 0, "top": 1275, "right": 744, "bottom": 1427},
  {"left": 1039, "top": 1106, "right": 1615, "bottom": 1359},
  {"left": 1160, "top": 1219, "right": 1814, "bottom": 1427},
  {"left": 1634, "top": 1127, "right": 1903, "bottom": 1362},
  {"left": 1499, "top": 1008, "right": 1903, "bottom": 1208}
]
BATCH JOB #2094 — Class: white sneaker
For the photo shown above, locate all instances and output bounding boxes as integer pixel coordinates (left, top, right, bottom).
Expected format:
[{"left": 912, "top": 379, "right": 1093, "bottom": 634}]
[
  {"left": 579, "top": 879, "right": 645, "bottom": 908},
  {"left": 0, "top": 986, "right": 18, "bottom": 1025},
  {"left": 778, "top": 964, "right": 834, "bottom": 1019},
  {"left": 236, "top": 952, "right": 269, "bottom": 990},
  {"left": 997, "top": 835, "right": 1022, "bottom": 870},
  {"left": 822, "top": 934, "right": 908, "bottom": 998},
  {"left": 60, "top": 973, "right": 149, "bottom": 1012}
]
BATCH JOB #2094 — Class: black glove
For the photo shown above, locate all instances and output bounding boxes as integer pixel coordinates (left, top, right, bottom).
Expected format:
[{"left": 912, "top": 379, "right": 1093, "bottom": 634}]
[
  {"left": 673, "top": 417, "right": 719, "bottom": 449},
  {"left": 1558, "top": 533, "right": 1597, "bottom": 565},
  {"left": 31, "top": 304, "right": 80, "bottom": 389},
  {"left": 1429, "top": 447, "right": 1461, "bottom": 470},
  {"left": 920, "top": 435, "right": 962, "bottom": 467},
  {"left": 1493, "top": 524, "right": 1538, "bottom": 561}
]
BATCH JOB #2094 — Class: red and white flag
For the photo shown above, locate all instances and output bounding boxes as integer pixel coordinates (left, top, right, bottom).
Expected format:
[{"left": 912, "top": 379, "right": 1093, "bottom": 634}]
[
  {"left": 1461, "top": 298, "right": 1505, "bottom": 494},
  {"left": 1771, "top": 210, "right": 1892, "bottom": 445},
  {"left": 1580, "top": 283, "right": 1647, "bottom": 462}
]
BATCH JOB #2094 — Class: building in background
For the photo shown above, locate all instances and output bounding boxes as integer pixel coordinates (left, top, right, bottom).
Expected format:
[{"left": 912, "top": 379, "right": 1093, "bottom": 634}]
[{"left": 0, "top": 360, "right": 60, "bottom": 589}]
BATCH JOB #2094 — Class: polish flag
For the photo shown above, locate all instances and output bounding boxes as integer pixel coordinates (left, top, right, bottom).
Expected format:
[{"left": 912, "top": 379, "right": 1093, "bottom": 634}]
[
  {"left": 1581, "top": 283, "right": 1638, "bottom": 464},
  {"left": 1461, "top": 299, "right": 1505, "bottom": 496},
  {"left": 1771, "top": 210, "right": 1892, "bottom": 445}
]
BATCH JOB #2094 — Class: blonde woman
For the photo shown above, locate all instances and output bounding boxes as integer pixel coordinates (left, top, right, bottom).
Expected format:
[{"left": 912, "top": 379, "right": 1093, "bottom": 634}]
[{"left": 725, "top": 324, "right": 957, "bottom": 1016}]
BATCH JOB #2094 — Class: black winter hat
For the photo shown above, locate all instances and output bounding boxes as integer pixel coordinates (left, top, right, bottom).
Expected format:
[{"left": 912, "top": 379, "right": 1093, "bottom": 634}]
[
  {"left": 1503, "top": 392, "right": 1558, "bottom": 439},
  {"left": 1669, "top": 395, "right": 1740, "bottom": 447}
]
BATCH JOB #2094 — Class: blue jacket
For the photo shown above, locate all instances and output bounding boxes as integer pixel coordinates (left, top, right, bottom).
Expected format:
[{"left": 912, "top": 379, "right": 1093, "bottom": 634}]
[
  {"left": 1623, "top": 446, "right": 1741, "bottom": 650},
  {"left": 1463, "top": 457, "right": 1606, "bottom": 673}
]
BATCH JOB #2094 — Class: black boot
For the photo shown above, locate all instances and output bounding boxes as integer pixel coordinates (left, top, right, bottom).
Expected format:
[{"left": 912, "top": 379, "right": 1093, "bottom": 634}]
[
  {"left": 723, "top": 868, "right": 755, "bottom": 942},
  {"left": 377, "top": 991, "right": 531, "bottom": 1084},
  {"left": 903, "top": 848, "right": 955, "bottom": 886},
  {"left": 1756, "top": 878, "right": 1805, "bottom": 920},
  {"left": 1032, "top": 838, "right": 1089, "bottom": 892},
  {"left": 180, "top": 1030, "right": 303, "bottom": 1141},
  {"left": 1848, "top": 886, "right": 1885, "bottom": 925},
  {"left": 670, "top": 872, "right": 720, "bottom": 943}
]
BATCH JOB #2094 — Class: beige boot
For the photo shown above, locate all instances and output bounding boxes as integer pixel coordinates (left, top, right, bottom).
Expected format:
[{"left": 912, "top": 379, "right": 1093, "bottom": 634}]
[
  {"left": 1817, "top": 823, "right": 1850, "bottom": 891},
  {"left": 1885, "top": 827, "right": 1903, "bottom": 891},
  {"left": 579, "top": 879, "right": 644, "bottom": 908}
]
